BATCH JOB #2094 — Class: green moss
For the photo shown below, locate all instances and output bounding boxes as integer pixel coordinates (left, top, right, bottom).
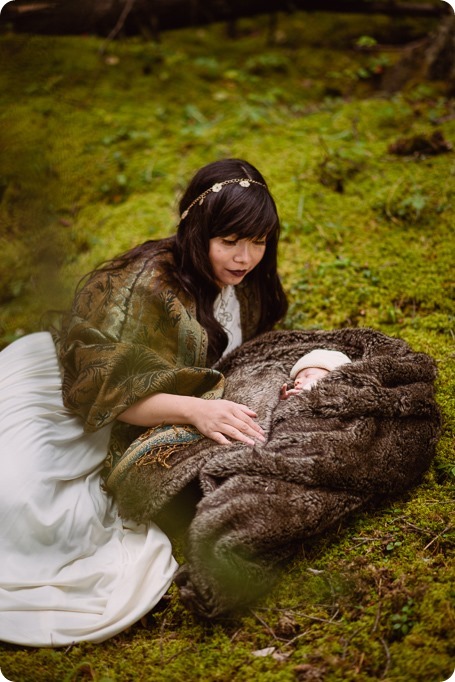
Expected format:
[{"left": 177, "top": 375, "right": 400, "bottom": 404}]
[{"left": 0, "top": 10, "right": 453, "bottom": 681}]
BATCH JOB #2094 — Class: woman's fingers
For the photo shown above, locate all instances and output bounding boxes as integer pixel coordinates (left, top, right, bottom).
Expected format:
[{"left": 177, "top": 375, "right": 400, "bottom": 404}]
[
  {"left": 226, "top": 415, "right": 264, "bottom": 443},
  {"left": 206, "top": 426, "right": 254, "bottom": 446},
  {"left": 233, "top": 404, "right": 265, "bottom": 438},
  {"left": 194, "top": 399, "right": 266, "bottom": 445},
  {"left": 225, "top": 425, "right": 256, "bottom": 446},
  {"left": 210, "top": 432, "right": 231, "bottom": 445},
  {"left": 234, "top": 405, "right": 257, "bottom": 417}
]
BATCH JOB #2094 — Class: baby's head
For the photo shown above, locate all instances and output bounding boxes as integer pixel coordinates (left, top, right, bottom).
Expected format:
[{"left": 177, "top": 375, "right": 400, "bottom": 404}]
[{"left": 290, "top": 349, "right": 351, "bottom": 390}]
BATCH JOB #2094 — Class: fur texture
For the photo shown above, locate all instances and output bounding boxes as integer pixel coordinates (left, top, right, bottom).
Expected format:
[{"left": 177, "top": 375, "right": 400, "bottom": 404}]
[{"left": 114, "top": 328, "right": 440, "bottom": 618}]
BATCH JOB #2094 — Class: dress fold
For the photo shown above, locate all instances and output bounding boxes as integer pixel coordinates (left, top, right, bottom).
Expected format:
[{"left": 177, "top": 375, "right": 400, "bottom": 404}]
[{"left": 0, "top": 332, "right": 177, "bottom": 647}]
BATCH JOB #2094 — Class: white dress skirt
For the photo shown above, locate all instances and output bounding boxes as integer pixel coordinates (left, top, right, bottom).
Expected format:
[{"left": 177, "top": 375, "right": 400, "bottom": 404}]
[{"left": 0, "top": 332, "right": 178, "bottom": 647}]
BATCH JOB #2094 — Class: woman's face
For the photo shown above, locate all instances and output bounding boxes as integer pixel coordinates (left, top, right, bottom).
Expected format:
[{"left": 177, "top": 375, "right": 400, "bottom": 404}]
[{"left": 208, "top": 234, "right": 266, "bottom": 287}]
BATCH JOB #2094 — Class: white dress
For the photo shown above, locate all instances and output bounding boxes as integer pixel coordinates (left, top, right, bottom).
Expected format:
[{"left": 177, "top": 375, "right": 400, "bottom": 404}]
[
  {"left": 0, "top": 332, "right": 177, "bottom": 647},
  {"left": 213, "top": 285, "right": 242, "bottom": 357}
]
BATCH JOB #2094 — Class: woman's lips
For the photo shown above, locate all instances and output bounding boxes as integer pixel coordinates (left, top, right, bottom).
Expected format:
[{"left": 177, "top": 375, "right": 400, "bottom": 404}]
[{"left": 228, "top": 269, "right": 247, "bottom": 277}]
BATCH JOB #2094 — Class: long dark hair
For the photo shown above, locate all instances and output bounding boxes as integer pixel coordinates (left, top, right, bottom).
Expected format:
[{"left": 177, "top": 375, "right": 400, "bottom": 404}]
[
  {"left": 170, "top": 158, "right": 288, "bottom": 359},
  {"left": 74, "top": 159, "right": 287, "bottom": 362}
]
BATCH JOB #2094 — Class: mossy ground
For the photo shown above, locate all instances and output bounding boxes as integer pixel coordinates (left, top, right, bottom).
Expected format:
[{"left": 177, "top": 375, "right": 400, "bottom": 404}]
[{"left": 0, "top": 9, "right": 453, "bottom": 682}]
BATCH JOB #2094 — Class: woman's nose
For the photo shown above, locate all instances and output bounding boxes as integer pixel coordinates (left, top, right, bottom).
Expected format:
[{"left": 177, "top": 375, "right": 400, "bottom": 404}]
[{"left": 233, "top": 243, "right": 251, "bottom": 263}]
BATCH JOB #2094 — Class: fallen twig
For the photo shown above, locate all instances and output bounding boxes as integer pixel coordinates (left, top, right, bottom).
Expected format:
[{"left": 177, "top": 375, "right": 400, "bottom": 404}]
[
  {"left": 251, "top": 610, "right": 287, "bottom": 642},
  {"left": 423, "top": 524, "right": 453, "bottom": 551},
  {"left": 99, "top": 0, "right": 136, "bottom": 55},
  {"left": 379, "top": 636, "right": 392, "bottom": 679}
]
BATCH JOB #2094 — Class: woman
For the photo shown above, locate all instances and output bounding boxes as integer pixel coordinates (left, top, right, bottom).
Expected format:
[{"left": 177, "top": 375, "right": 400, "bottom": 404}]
[{"left": 0, "top": 158, "right": 288, "bottom": 646}]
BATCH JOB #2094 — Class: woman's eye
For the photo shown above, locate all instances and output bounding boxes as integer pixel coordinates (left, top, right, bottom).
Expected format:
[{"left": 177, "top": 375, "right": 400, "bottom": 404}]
[
  {"left": 253, "top": 239, "right": 267, "bottom": 246},
  {"left": 222, "top": 239, "right": 237, "bottom": 246}
]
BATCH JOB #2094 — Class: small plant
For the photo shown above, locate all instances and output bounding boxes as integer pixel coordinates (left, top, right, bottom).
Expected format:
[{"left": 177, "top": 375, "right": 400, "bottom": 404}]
[
  {"left": 378, "top": 183, "right": 430, "bottom": 224},
  {"left": 328, "top": 35, "right": 390, "bottom": 87},
  {"left": 98, "top": 149, "right": 131, "bottom": 203},
  {"left": 245, "top": 53, "right": 290, "bottom": 75},
  {"left": 317, "top": 141, "right": 368, "bottom": 193},
  {"left": 355, "top": 36, "right": 378, "bottom": 50},
  {"left": 396, "top": 190, "right": 427, "bottom": 220},
  {"left": 355, "top": 54, "right": 390, "bottom": 81},
  {"left": 435, "top": 459, "right": 455, "bottom": 483},
  {"left": 391, "top": 598, "right": 416, "bottom": 637},
  {"left": 193, "top": 56, "right": 221, "bottom": 81}
]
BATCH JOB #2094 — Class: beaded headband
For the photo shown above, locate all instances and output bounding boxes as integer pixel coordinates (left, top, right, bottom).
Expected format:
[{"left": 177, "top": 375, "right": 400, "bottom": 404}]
[{"left": 180, "top": 177, "right": 267, "bottom": 221}]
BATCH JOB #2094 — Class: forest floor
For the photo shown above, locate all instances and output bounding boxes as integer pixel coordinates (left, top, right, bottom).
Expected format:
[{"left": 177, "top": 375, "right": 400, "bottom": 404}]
[{"left": 0, "top": 8, "right": 454, "bottom": 682}]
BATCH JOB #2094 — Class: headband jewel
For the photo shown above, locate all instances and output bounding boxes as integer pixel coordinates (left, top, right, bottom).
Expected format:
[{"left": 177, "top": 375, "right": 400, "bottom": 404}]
[{"left": 180, "top": 177, "right": 267, "bottom": 221}]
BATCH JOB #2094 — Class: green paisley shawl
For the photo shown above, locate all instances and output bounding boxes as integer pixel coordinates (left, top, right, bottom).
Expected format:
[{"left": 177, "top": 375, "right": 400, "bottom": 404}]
[{"left": 53, "top": 241, "right": 261, "bottom": 487}]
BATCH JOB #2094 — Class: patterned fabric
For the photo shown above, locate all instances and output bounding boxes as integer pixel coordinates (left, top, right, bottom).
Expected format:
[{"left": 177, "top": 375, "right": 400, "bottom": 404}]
[
  {"left": 52, "top": 240, "right": 261, "bottom": 484},
  {"left": 103, "top": 423, "right": 204, "bottom": 492}
]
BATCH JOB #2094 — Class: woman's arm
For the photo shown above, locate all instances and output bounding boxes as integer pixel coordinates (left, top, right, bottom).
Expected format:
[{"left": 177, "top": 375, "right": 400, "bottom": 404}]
[
  {"left": 56, "top": 259, "right": 228, "bottom": 432},
  {"left": 117, "top": 393, "right": 265, "bottom": 446}
]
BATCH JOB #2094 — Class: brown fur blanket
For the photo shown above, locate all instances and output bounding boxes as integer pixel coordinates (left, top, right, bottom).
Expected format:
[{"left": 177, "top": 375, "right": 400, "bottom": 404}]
[{"left": 113, "top": 328, "right": 440, "bottom": 619}]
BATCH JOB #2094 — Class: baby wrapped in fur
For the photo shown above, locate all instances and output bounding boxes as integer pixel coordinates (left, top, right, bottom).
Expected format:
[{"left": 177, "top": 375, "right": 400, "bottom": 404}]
[{"left": 113, "top": 328, "right": 440, "bottom": 619}]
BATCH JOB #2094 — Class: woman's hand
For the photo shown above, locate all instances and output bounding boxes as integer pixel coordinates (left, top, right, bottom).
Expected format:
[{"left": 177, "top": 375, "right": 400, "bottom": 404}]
[
  {"left": 118, "top": 393, "right": 265, "bottom": 446},
  {"left": 191, "top": 399, "right": 266, "bottom": 446}
]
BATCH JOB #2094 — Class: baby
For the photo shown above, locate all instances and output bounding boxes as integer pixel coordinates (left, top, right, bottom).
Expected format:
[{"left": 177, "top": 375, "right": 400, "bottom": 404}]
[{"left": 280, "top": 348, "right": 351, "bottom": 399}]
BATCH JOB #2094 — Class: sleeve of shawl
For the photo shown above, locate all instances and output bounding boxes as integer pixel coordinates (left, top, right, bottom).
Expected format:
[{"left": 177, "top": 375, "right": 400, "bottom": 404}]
[{"left": 55, "top": 261, "right": 224, "bottom": 432}]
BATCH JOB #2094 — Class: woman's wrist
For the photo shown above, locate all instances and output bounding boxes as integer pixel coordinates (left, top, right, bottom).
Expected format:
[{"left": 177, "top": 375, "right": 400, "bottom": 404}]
[{"left": 117, "top": 393, "right": 204, "bottom": 428}]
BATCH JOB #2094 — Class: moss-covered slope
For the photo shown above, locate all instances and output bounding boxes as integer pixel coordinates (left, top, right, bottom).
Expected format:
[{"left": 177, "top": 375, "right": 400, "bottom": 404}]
[{"left": 0, "top": 11, "right": 453, "bottom": 681}]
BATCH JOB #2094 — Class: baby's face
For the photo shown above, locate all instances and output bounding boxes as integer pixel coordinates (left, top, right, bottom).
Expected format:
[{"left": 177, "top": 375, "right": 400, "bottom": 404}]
[{"left": 294, "top": 366, "right": 329, "bottom": 390}]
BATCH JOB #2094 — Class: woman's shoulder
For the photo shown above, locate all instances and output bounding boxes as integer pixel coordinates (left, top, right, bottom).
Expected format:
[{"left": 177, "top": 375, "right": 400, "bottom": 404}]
[
  {"left": 118, "top": 236, "right": 176, "bottom": 271},
  {"left": 63, "top": 237, "right": 175, "bottom": 320},
  {"left": 84, "top": 237, "right": 175, "bottom": 286}
]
